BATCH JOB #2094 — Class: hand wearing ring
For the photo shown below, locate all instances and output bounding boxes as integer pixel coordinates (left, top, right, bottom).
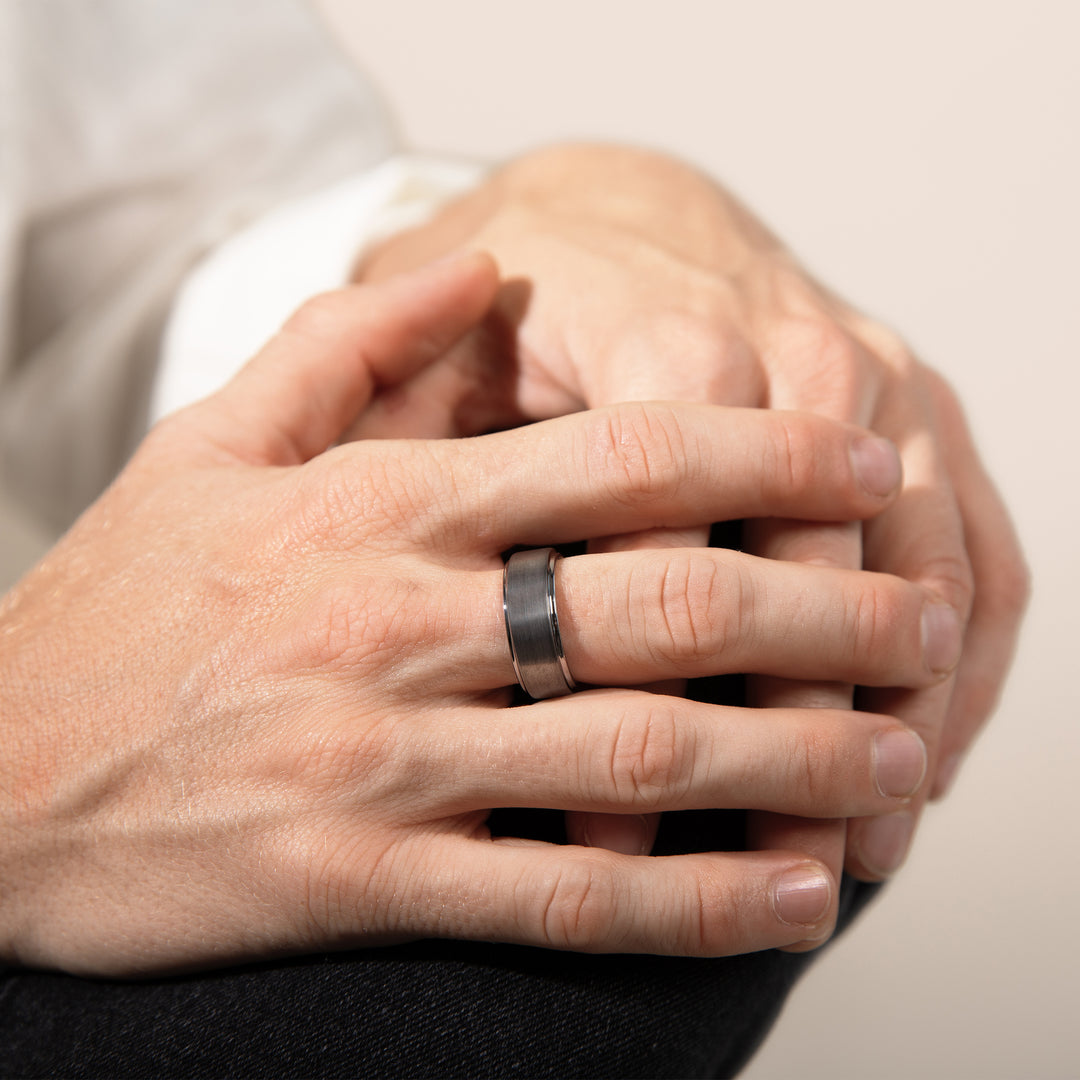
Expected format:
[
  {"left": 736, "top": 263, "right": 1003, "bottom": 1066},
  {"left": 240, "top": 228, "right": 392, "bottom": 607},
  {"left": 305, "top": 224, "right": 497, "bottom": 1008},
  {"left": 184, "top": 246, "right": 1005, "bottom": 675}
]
[{"left": 0, "top": 254, "right": 943, "bottom": 977}]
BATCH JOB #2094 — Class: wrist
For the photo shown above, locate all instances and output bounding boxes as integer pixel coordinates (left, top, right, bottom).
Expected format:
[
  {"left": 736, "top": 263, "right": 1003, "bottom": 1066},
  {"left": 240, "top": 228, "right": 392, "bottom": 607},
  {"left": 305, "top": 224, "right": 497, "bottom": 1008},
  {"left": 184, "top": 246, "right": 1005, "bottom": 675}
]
[{"left": 356, "top": 141, "right": 780, "bottom": 287}]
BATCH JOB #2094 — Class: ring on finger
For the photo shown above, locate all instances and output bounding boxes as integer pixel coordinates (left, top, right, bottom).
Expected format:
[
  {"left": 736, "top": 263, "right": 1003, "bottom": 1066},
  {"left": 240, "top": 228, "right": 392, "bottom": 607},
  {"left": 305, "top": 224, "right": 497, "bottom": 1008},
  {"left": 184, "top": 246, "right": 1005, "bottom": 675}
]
[{"left": 503, "top": 547, "right": 577, "bottom": 700}]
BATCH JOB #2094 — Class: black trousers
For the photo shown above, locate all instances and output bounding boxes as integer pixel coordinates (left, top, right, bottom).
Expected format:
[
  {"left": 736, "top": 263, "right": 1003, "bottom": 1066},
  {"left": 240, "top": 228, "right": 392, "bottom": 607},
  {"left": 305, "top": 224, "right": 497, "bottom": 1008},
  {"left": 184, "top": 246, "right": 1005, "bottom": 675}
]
[{"left": 0, "top": 803, "right": 878, "bottom": 1079}]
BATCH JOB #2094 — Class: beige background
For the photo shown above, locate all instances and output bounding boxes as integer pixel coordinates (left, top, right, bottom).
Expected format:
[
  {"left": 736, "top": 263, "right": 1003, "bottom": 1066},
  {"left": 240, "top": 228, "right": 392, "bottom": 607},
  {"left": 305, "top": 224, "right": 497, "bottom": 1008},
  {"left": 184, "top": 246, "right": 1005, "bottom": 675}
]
[
  {"left": 1, "top": 1, "right": 1074, "bottom": 1076},
  {"left": 316, "top": 1, "right": 1078, "bottom": 1077}
]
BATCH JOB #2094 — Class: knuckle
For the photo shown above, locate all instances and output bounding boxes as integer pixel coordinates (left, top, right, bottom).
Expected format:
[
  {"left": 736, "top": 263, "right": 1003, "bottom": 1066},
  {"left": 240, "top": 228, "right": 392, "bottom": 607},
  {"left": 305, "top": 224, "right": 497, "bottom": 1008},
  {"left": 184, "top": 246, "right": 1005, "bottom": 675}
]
[
  {"left": 535, "top": 859, "right": 621, "bottom": 951},
  {"left": 762, "top": 413, "right": 818, "bottom": 497},
  {"left": 780, "top": 315, "right": 859, "bottom": 374},
  {"left": 687, "top": 873, "right": 714, "bottom": 954},
  {"left": 730, "top": 559, "right": 764, "bottom": 659},
  {"left": 731, "top": 716, "right": 847, "bottom": 813},
  {"left": 645, "top": 309, "right": 727, "bottom": 371},
  {"left": 918, "top": 551, "right": 976, "bottom": 620},
  {"left": 983, "top": 550, "right": 1031, "bottom": 623},
  {"left": 282, "top": 721, "right": 406, "bottom": 799},
  {"left": 687, "top": 863, "right": 748, "bottom": 955},
  {"left": 303, "top": 445, "right": 435, "bottom": 548},
  {"left": 634, "top": 551, "right": 727, "bottom": 671},
  {"left": 306, "top": 588, "right": 367, "bottom": 670},
  {"left": 923, "top": 362, "right": 960, "bottom": 410},
  {"left": 850, "top": 315, "right": 915, "bottom": 372},
  {"left": 587, "top": 403, "right": 690, "bottom": 508},
  {"left": 785, "top": 725, "right": 844, "bottom": 810},
  {"left": 280, "top": 289, "right": 353, "bottom": 342},
  {"left": 805, "top": 319, "right": 860, "bottom": 371},
  {"left": 846, "top": 575, "right": 906, "bottom": 666},
  {"left": 281, "top": 579, "right": 416, "bottom": 675},
  {"left": 303, "top": 829, "right": 405, "bottom": 940},
  {"left": 136, "top": 412, "right": 182, "bottom": 459},
  {"left": 632, "top": 306, "right": 764, "bottom": 405},
  {"left": 135, "top": 407, "right": 218, "bottom": 471},
  {"left": 298, "top": 452, "right": 386, "bottom": 546},
  {"left": 638, "top": 308, "right": 717, "bottom": 356},
  {"left": 776, "top": 316, "right": 872, "bottom": 417},
  {"left": 604, "top": 704, "right": 690, "bottom": 808},
  {"left": 753, "top": 520, "right": 860, "bottom": 570}
]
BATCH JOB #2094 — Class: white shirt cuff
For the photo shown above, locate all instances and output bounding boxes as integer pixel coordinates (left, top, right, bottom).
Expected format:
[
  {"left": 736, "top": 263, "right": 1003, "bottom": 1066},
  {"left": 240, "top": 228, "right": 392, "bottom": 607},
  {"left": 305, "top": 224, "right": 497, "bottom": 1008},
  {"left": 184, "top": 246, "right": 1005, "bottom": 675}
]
[{"left": 150, "top": 154, "right": 485, "bottom": 423}]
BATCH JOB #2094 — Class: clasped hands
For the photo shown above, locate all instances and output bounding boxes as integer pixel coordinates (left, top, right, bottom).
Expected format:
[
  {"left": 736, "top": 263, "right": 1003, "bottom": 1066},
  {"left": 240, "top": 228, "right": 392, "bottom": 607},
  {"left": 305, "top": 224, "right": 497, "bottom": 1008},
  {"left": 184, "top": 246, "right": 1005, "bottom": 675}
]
[
  {"left": 0, "top": 145, "right": 1026, "bottom": 978},
  {"left": 353, "top": 144, "right": 1028, "bottom": 938}
]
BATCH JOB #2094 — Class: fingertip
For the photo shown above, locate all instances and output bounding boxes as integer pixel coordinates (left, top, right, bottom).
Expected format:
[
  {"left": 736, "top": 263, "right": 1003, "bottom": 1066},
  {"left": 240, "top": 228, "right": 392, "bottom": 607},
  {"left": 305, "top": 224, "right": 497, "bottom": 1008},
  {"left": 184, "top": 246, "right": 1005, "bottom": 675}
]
[
  {"left": 849, "top": 434, "right": 903, "bottom": 499},
  {"left": 873, "top": 727, "right": 928, "bottom": 800},
  {"left": 395, "top": 248, "right": 501, "bottom": 304},
  {"left": 922, "top": 600, "right": 963, "bottom": 678},
  {"left": 355, "top": 250, "right": 499, "bottom": 340},
  {"left": 930, "top": 751, "right": 963, "bottom": 801},
  {"left": 848, "top": 811, "right": 917, "bottom": 880},
  {"left": 772, "top": 862, "right": 833, "bottom": 929},
  {"left": 778, "top": 925, "right": 836, "bottom": 953},
  {"left": 461, "top": 246, "right": 501, "bottom": 283},
  {"left": 576, "top": 812, "right": 655, "bottom": 857},
  {"left": 462, "top": 249, "right": 505, "bottom": 311}
]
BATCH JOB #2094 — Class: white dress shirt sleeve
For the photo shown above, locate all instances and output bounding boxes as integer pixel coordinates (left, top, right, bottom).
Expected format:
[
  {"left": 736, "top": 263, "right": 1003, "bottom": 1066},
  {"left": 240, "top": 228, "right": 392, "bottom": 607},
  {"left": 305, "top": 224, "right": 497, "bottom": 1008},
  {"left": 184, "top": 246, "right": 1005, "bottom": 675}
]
[{"left": 151, "top": 154, "right": 485, "bottom": 423}]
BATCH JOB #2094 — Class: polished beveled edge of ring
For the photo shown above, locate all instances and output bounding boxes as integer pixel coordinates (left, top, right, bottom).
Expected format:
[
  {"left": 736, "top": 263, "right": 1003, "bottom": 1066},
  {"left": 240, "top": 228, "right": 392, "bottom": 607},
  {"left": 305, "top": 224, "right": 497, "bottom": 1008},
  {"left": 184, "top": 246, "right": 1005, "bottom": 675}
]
[{"left": 502, "top": 547, "right": 577, "bottom": 700}]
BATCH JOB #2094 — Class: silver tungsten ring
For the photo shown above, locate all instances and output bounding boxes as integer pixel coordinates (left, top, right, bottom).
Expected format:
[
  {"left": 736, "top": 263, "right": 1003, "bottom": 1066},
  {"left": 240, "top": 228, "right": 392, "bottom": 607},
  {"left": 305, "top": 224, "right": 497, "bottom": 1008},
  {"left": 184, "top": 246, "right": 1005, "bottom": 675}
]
[{"left": 503, "top": 547, "right": 577, "bottom": 700}]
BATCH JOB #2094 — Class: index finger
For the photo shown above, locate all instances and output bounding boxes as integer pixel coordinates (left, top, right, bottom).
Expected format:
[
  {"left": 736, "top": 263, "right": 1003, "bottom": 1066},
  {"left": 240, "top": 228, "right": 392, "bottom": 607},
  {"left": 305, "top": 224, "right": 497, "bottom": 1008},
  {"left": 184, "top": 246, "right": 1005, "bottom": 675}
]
[
  {"left": 414, "top": 402, "right": 903, "bottom": 552},
  {"left": 172, "top": 252, "right": 500, "bottom": 467}
]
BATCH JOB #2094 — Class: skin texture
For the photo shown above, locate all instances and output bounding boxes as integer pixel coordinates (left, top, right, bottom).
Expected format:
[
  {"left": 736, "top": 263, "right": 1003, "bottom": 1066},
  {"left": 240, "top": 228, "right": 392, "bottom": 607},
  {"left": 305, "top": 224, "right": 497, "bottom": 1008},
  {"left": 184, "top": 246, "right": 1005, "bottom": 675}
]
[
  {"left": 350, "top": 144, "right": 1029, "bottom": 946},
  {"left": 0, "top": 255, "right": 948, "bottom": 977}
]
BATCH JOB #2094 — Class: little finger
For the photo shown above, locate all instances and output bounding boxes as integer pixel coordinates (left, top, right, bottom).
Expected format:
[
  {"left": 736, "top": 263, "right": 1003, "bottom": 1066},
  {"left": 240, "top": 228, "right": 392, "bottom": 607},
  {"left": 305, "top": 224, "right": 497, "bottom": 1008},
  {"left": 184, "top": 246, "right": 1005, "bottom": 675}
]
[
  {"left": 420, "top": 838, "right": 837, "bottom": 956},
  {"left": 170, "top": 252, "right": 500, "bottom": 467}
]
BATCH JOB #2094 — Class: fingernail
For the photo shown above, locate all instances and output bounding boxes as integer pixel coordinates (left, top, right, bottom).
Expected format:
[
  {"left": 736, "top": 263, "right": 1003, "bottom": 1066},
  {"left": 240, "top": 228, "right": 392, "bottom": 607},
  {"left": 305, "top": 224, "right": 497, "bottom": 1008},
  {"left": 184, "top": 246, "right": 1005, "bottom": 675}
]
[
  {"left": 931, "top": 752, "right": 963, "bottom": 800},
  {"left": 873, "top": 729, "right": 927, "bottom": 799},
  {"left": 773, "top": 865, "right": 832, "bottom": 926},
  {"left": 582, "top": 814, "right": 650, "bottom": 856},
  {"left": 850, "top": 436, "right": 902, "bottom": 497},
  {"left": 922, "top": 602, "right": 962, "bottom": 675},
  {"left": 856, "top": 812, "right": 915, "bottom": 877}
]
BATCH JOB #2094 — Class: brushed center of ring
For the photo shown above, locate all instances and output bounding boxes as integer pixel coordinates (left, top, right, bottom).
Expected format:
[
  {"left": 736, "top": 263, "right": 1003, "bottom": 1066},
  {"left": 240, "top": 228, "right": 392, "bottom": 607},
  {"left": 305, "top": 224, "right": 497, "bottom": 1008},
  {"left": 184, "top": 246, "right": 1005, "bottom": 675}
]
[{"left": 502, "top": 547, "right": 577, "bottom": 700}]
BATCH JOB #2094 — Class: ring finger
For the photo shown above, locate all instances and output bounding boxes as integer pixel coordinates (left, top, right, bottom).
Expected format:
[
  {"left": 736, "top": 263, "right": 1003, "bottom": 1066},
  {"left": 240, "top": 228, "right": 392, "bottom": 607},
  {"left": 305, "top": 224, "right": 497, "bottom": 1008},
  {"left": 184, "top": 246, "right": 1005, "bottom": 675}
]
[{"left": 433, "top": 546, "right": 962, "bottom": 694}]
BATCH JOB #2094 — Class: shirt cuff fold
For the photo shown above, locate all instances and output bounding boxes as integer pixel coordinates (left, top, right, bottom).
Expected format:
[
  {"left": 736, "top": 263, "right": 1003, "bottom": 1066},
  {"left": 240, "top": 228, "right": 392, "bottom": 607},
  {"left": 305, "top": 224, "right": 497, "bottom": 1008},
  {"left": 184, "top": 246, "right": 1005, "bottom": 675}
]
[{"left": 151, "top": 154, "right": 485, "bottom": 422}]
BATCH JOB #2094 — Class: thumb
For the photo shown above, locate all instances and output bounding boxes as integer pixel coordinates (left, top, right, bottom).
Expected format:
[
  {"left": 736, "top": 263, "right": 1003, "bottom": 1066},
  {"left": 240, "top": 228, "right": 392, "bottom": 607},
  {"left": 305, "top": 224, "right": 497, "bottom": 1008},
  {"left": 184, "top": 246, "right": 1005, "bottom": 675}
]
[{"left": 186, "top": 251, "right": 500, "bottom": 465}]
